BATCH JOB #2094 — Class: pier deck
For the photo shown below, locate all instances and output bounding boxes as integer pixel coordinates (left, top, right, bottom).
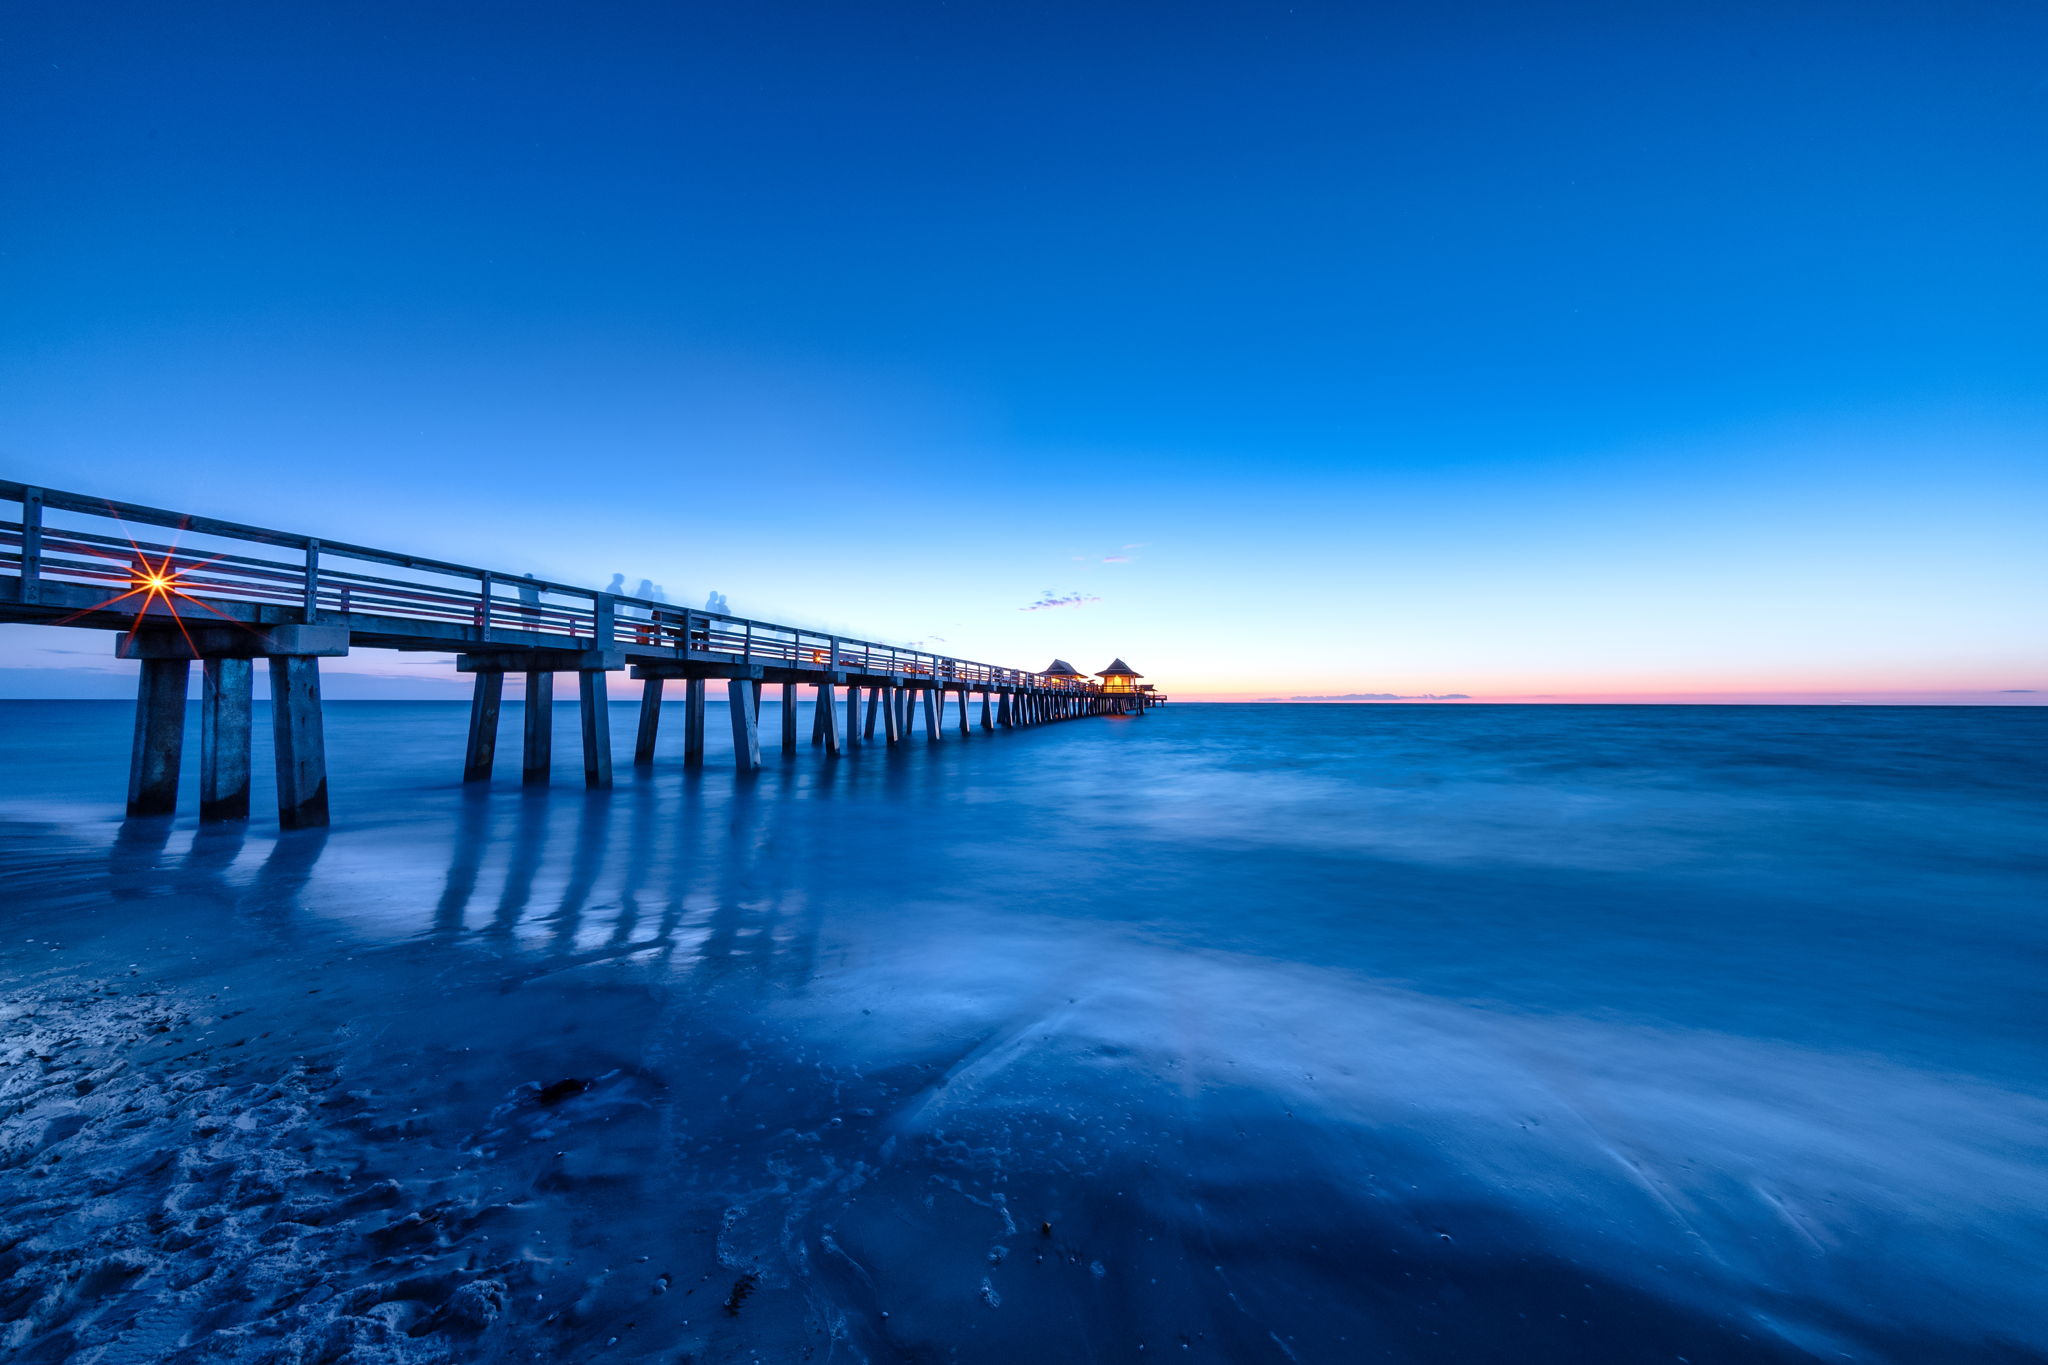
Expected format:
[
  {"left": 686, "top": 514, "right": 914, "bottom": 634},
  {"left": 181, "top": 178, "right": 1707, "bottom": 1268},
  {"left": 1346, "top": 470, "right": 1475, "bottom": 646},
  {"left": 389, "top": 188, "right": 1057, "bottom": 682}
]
[{"left": 0, "top": 480, "right": 1163, "bottom": 826}]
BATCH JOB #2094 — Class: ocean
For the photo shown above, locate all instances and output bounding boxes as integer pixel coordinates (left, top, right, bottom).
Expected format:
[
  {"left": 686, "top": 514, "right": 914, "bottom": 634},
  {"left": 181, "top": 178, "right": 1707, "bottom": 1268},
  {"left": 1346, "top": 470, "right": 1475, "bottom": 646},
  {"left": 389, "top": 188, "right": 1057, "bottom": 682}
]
[{"left": 1, "top": 700, "right": 2042, "bottom": 1363}]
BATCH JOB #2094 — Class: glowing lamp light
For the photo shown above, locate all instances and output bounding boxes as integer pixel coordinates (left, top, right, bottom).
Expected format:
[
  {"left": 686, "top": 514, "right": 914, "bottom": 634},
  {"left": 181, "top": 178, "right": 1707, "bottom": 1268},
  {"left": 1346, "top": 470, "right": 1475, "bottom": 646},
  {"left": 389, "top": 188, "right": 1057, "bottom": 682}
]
[{"left": 1095, "top": 658, "right": 1143, "bottom": 693}]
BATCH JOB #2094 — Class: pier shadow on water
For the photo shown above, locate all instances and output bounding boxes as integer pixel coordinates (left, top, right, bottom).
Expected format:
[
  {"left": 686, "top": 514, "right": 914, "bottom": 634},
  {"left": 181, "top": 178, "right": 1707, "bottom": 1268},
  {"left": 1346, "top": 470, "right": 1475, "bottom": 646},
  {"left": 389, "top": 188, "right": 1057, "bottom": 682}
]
[{"left": 0, "top": 700, "right": 2044, "bottom": 1363}]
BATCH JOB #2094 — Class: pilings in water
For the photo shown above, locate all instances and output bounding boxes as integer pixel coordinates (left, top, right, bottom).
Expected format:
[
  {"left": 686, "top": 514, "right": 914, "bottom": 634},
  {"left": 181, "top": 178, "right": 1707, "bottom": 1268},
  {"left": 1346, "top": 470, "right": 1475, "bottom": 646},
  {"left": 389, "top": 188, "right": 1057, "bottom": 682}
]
[
  {"left": 465, "top": 671, "right": 504, "bottom": 782},
  {"left": 726, "top": 678, "right": 760, "bottom": 770},
  {"left": 127, "top": 657, "right": 188, "bottom": 817},
  {"left": 633, "top": 676, "right": 662, "bottom": 766},
  {"left": 199, "top": 657, "right": 253, "bottom": 821},
  {"left": 522, "top": 671, "right": 553, "bottom": 784},
  {"left": 459, "top": 647, "right": 622, "bottom": 791},
  {"left": 116, "top": 635, "right": 1144, "bottom": 830},
  {"left": 682, "top": 678, "right": 707, "bottom": 768},
  {"left": 269, "top": 655, "right": 329, "bottom": 829},
  {"left": 121, "top": 624, "right": 346, "bottom": 828},
  {"left": 579, "top": 670, "right": 613, "bottom": 788}
]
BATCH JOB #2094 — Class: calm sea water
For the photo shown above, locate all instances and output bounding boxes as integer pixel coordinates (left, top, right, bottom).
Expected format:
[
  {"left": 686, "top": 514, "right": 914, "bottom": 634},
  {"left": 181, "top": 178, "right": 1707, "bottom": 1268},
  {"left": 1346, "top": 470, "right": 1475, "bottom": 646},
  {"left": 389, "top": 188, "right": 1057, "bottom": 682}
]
[{"left": 0, "top": 700, "right": 2042, "bottom": 1363}]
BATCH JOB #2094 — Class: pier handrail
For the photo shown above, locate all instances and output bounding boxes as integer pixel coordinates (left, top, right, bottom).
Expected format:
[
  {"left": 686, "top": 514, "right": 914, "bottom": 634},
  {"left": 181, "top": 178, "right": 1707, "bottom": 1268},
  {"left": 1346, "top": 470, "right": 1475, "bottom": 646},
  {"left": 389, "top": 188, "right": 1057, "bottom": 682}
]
[{"left": 0, "top": 479, "right": 1095, "bottom": 690}]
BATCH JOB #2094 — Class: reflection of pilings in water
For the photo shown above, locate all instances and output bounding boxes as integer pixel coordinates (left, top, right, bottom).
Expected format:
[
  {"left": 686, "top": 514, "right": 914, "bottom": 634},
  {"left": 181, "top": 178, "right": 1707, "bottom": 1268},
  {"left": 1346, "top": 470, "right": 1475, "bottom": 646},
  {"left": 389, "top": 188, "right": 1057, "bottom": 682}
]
[
  {"left": 610, "top": 769, "right": 660, "bottom": 947},
  {"left": 691, "top": 783, "right": 752, "bottom": 972},
  {"left": 490, "top": 790, "right": 552, "bottom": 935},
  {"left": 435, "top": 788, "right": 497, "bottom": 933},
  {"left": 701, "top": 761, "right": 827, "bottom": 988},
  {"left": 678, "top": 766, "right": 820, "bottom": 986},
  {"left": 177, "top": 820, "right": 248, "bottom": 898},
  {"left": 108, "top": 817, "right": 175, "bottom": 901},
  {"left": 768, "top": 767, "right": 823, "bottom": 988},
  {"left": 239, "top": 828, "right": 330, "bottom": 931},
  {"left": 547, "top": 791, "right": 612, "bottom": 957}
]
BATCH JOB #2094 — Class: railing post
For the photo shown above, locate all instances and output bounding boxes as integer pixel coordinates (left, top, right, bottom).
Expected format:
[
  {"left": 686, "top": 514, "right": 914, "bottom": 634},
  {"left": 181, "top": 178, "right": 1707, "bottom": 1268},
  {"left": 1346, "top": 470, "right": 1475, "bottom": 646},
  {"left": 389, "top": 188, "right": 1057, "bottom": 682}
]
[
  {"left": 743, "top": 620, "right": 753, "bottom": 665},
  {"left": 592, "top": 592, "right": 615, "bottom": 647},
  {"left": 18, "top": 486, "right": 41, "bottom": 604},
  {"left": 478, "top": 571, "right": 494, "bottom": 643},
  {"left": 303, "top": 539, "right": 320, "bottom": 621}
]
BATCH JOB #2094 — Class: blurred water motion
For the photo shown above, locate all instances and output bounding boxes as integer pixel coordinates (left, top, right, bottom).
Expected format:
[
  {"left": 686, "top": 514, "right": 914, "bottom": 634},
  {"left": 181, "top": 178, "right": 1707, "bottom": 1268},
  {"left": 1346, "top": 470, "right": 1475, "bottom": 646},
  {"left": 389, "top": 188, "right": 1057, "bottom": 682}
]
[{"left": 0, "top": 701, "right": 2042, "bottom": 1363}]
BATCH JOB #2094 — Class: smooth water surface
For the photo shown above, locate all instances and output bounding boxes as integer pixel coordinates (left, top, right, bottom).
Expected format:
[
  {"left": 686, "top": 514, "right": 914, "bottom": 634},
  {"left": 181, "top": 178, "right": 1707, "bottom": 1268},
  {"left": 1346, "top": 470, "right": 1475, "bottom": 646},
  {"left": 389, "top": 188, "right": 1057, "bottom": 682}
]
[{"left": 1, "top": 701, "right": 2042, "bottom": 1363}]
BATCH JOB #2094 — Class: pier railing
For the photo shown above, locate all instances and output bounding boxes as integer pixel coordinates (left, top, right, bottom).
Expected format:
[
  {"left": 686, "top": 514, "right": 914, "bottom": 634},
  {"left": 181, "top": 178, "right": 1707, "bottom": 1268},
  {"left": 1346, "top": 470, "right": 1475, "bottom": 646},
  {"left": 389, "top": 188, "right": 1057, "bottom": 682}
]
[{"left": 0, "top": 481, "right": 1084, "bottom": 690}]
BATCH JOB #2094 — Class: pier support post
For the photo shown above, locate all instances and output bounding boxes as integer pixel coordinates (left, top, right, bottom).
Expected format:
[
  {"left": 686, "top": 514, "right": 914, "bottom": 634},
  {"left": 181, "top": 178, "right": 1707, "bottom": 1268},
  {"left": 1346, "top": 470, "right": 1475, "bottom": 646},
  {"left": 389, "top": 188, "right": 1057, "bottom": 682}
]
[
  {"left": 923, "top": 687, "right": 941, "bottom": 742},
  {"left": 465, "top": 671, "right": 503, "bottom": 781},
  {"left": 728, "top": 678, "right": 761, "bottom": 771},
  {"left": 883, "top": 685, "right": 903, "bottom": 743},
  {"left": 980, "top": 689, "right": 993, "bottom": 730},
  {"left": 579, "top": 669, "right": 613, "bottom": 788},
  {"left": 523, "top": 670, "right": 553, "bottom": 784},
  {"left": 199, "top": 657, "right": 253, "bottom": 821},
  {"left": 811, "top": 685, "right": 828, "bottom": 745},
  {"left": 683, "top": 677, "right": 706, "bottom": 767},
  {"left": 958, "top": 686, "right": 970, "bottom": 736},
  {"left": 845, "top": 683, "right": 862, "bottom": 751},
  {"left": 269, "top": 655, "right": 330, "bottom": 829},
  {"left": 780, "top": 682, "right": 798, "bottom": 753},
  {"left": 819, "top": 682, "right": 841, "bottom": 755},
  {"left": 864, "top": 686, "right": 880, "bottom": 740},
  {"left": 634, "top": 676, "right": 663, "bottom": 765},
  {"left": 127, "top": 657, "right": 189, "bottom": 817}
]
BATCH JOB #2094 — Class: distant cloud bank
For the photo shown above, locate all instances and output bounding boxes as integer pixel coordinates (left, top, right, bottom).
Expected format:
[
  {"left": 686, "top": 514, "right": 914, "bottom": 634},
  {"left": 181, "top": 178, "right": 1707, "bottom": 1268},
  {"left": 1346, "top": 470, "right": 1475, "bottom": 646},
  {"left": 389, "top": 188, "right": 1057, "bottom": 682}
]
[
  {"left": 1259, "top": 692, "right": 1472, "bottom": 702},
  {"left": 1021, "top": 591, "right": 1100, "bottom": 612}
]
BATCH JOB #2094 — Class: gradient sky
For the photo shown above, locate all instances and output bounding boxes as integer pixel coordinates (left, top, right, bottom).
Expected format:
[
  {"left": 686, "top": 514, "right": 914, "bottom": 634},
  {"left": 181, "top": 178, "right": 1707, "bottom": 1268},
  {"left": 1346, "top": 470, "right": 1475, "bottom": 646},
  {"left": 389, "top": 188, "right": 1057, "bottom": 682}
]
[{"left": 4, "top": 0, "right": 2044, "bottom": 700}]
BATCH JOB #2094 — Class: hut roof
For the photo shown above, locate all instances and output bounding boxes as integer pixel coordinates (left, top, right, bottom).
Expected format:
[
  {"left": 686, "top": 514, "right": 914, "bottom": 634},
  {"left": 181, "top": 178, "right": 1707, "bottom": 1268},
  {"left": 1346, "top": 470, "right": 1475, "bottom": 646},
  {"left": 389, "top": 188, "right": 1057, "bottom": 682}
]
[
  {"left": 1039, "top": 658, "right": 1086, "bottom": 677},
  {"left": 1096, "top": 658, "right": 1143, "bottom": 678}
]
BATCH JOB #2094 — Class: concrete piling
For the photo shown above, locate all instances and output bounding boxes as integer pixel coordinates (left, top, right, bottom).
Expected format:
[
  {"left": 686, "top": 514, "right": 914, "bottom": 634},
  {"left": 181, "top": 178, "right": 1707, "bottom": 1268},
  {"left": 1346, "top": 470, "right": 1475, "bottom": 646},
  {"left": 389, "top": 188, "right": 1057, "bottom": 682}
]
[
  {"left": 633, "top": 675, "right": 663, "bottom": 765},
  {"left": 683, "top": 678, "right": 706, "bottom": 767},
  {"left": 269, "top": 655, "right": 330, "bottom": 829},
  {"left": 523, "top": 671, "right": 553, "bottom": 784},
  {"left": 465, "top": 671, "right": 504, "bottom": 781},
  {"left": 819, "top": 682, "right": 841, "bottom": 755},
  {"left": 728, "top": 678, "right": 761, "bottom": 771},
  {"left": 127, "top": 656, "right": 189, "bottom": 817},
  {"left": 579, "top": 669, "right": 613, "bottom": 789},
  {"left": 199, "top": 657, "right": 253, "bottom": 821}
]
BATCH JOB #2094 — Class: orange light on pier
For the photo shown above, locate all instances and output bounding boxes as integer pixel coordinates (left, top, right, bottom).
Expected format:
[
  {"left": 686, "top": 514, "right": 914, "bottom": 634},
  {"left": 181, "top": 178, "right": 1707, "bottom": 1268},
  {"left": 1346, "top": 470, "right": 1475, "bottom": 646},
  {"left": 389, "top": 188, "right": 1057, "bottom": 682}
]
[{"left": 1096, "top": 658, "right": 1143, "bottom": 693}]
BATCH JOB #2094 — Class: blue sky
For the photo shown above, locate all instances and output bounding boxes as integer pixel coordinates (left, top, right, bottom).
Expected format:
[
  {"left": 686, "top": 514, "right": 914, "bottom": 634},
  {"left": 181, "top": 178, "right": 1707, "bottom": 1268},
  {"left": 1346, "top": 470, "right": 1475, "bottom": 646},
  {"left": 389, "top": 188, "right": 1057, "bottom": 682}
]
[{"left": 3, "top": 0, "right": 2043, "bottom": 699}]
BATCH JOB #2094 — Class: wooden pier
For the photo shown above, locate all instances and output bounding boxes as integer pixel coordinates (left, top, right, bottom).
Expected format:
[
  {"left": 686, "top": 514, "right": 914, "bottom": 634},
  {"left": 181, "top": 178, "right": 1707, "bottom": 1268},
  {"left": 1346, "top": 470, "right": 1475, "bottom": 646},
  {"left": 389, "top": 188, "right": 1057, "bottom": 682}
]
[{"left": 0, "top": 480, "right": 1166, "bottom": 827}]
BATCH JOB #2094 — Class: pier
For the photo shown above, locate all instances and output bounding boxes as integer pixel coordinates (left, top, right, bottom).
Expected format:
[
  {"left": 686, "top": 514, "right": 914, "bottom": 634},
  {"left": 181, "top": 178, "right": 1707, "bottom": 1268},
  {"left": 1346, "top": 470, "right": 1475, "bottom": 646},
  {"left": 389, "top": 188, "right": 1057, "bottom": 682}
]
[{"left": 0, "top": 481, "right": 1165, "bottom": 828}]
